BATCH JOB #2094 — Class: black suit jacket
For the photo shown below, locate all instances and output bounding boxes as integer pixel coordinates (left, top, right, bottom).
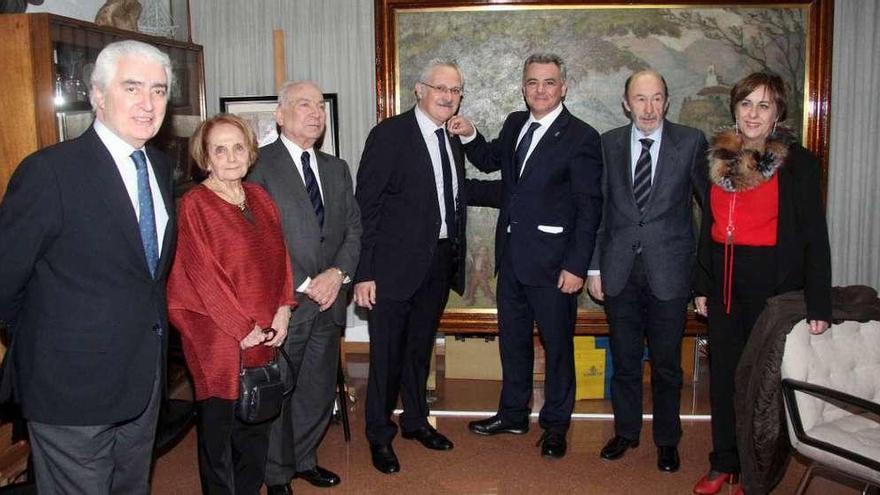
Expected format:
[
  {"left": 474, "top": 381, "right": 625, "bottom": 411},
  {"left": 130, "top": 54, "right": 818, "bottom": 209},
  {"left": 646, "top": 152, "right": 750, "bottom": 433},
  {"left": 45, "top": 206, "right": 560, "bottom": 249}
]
[
  {"left": 592, "top": 121, "right": 708, "bottom": 300},
  {"left": 695, "top": 143, "right": 832, "bottom": 322},
  {"left": 354, "top": 108, "right": 467, "bottom": 300},
  {"left": 0, "top": 127, "right": 175, "bottom": 425},
  {"left": 463, "top": 106, "right": 603, "bottom": 286}
]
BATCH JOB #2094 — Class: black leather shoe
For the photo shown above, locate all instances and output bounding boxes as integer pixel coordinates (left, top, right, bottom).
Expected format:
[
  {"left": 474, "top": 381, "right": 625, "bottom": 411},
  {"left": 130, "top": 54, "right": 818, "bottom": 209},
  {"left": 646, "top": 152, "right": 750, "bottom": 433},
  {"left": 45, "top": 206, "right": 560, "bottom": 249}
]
[
  {"left": 538, "top": 431, "right": 567, "bottom": 459},
  {"left": 657, "top": 446, "right": 680, "bottom": 473},
  {"left": 468, "top": 415, "right": 529, "bottom": 436},
  {"left": 370, "top": 444, "right": 400, "bottom": 474},
  {"left": 600, "top": 435, "right": 640, "bottom": 460},
  {"left": 401, "top": 426, "right": 454, "bottom": 450},
  {"left": 266, "top": 484, "right": 292, "bottom": 495},
  {"left": 295, "top": 465, "right": 341, "bottom": 487}
]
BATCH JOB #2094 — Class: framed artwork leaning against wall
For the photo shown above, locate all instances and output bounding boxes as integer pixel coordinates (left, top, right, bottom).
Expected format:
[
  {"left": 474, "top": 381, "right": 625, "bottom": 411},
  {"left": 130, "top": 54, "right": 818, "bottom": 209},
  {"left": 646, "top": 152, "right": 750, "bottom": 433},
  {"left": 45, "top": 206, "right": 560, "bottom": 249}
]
[{"left": 219, "top": 93, "right": 340, "bottom": 157}]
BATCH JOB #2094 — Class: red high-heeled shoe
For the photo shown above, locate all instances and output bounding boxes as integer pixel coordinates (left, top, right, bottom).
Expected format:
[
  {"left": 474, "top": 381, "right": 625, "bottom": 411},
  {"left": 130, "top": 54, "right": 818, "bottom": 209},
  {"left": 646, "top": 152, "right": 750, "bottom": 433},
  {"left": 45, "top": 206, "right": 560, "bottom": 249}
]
[{"left": 693, "top": 471, "right": 739, "bottom": 494}]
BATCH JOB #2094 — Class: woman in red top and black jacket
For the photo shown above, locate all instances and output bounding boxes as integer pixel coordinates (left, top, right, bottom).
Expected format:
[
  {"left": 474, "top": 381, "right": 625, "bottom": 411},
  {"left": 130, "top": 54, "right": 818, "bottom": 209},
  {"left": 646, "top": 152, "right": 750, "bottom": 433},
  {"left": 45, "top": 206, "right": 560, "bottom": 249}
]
[
  {"left": 167, "top": 114, "right": 295, "bottom": 494},
  {"left": 691, "top": 72, "right": 831, "bottom": 495}
]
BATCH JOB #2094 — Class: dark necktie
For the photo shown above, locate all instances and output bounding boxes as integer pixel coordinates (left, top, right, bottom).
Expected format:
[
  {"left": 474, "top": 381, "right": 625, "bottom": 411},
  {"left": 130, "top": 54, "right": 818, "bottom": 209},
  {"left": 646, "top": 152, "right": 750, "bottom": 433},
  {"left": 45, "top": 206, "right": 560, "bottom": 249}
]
[
  {"left": 301, "top": 151, "right": 324, "bottom": 227},
  {"left": 633, "top": 138, "right": 654, "bottom": 213},
  {"left": 515, "top": 122, "right": 541, "bottom": 180},
  {"left": 434, "top": 128, "right": 457, "bottom": 240},
  {"left": 131, "top": 150, "right": 159, "bottom": 277}
]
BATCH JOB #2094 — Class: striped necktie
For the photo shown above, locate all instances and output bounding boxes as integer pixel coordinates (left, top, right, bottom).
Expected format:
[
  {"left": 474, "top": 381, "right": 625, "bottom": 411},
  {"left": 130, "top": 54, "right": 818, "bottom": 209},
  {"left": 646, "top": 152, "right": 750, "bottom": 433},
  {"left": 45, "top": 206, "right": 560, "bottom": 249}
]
[
  {"left": 301, "top": 151, "right": 324, "bottom": 227},
  {"left": 633, "top": 138, "right": 654, "bottom": 213}
]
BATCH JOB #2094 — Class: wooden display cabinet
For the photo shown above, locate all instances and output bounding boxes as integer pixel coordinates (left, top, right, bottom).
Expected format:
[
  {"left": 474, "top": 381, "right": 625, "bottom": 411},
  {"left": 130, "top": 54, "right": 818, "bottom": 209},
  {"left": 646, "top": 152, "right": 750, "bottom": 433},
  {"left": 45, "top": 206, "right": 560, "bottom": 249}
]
[{"left": 0, "top": 13, "right": 206, "bottom": 197}]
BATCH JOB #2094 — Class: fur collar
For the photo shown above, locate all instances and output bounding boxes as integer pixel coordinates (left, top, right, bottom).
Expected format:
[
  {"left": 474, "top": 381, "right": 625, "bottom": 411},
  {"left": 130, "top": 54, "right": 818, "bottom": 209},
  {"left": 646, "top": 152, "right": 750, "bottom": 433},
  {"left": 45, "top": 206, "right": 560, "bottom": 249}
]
[{"left": 708, "top": 128, "right": 796, "bottom": 192}]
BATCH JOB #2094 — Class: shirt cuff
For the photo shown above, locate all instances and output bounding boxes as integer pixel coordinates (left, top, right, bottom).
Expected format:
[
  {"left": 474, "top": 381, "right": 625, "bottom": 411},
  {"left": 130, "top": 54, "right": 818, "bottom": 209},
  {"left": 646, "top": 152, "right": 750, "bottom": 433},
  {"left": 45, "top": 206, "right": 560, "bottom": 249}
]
[
  {"left": 587, "top": 270, "right": 600, "bottom": 276},
  {"left": 460, "top": 126, "right": 478, "bottom": 144}
]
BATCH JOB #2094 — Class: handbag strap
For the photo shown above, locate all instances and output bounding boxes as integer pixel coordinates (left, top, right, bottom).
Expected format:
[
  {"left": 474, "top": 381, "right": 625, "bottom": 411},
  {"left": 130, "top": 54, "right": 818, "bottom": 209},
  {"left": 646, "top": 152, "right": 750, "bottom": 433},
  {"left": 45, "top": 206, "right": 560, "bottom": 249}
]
[
  {"left": 238, "top": 341, "right": 296, "bottom": 398},
  {"left": 277, "top": 346, "right": 295, "bottom": 397}
]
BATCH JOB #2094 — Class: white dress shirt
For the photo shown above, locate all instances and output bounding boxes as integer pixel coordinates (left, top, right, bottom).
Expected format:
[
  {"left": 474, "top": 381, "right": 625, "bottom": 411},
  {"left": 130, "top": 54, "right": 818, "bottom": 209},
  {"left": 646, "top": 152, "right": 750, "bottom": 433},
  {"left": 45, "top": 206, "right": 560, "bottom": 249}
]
[
  {"left": 94, "top": 119, "right": 168, "bottom": 251},
  {"left": 414, "top": 105, "right": 459, "bottom": 240},
  {"left": 280, "top": 133, "right": 324, "bottom": 201}
]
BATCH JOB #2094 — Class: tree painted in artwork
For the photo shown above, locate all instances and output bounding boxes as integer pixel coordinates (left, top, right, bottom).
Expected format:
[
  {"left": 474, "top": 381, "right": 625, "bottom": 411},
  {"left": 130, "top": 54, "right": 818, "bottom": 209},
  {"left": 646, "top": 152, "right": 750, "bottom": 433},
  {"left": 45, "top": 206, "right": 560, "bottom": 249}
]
[{"left": 668, "top": 8, "right": 806, "bottom": 134}]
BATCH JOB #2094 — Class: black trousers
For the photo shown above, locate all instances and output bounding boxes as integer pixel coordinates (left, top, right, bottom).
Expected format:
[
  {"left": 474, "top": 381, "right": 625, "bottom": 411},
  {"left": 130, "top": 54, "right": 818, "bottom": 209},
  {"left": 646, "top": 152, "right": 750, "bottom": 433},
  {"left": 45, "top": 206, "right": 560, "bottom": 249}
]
[
  {"left": 197, "top": 398, "right": 271, "bottom": 495},
  {"left": 707, "top": 244, "right": 777, "bottom": 473},
  {"left": 496, "top": 246, "right": 577, "bottom": 433},
  {"left": 605, "top": 255, "right": 688, "bottom": 446},
  {"left": 365, "top": 240, "right": 453, "bottom": 446}
]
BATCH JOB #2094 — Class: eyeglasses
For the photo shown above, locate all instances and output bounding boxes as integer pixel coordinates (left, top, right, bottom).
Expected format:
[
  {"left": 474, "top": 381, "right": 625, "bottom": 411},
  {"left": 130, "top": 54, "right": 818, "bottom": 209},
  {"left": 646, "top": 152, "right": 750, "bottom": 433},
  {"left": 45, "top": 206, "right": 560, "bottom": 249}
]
[{"left": 420, "top": 81, "right": 463, "bottom": 97}]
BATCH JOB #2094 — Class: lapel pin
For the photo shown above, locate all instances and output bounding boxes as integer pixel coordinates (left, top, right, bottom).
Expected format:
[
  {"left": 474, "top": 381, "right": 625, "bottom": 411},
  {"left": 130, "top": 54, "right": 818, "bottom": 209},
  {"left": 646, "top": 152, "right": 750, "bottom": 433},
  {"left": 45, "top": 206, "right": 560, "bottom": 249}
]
[{"left": 554, "top": 131, "right": 561, "bottom": 137}]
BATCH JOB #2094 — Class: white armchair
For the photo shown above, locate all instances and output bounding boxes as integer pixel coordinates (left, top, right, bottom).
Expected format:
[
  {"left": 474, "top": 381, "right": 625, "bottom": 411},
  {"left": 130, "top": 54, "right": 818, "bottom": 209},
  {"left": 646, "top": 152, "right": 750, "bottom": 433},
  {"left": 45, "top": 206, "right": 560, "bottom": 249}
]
[{"left": 781, "top": 319, "right": 880, "bottom": 494}]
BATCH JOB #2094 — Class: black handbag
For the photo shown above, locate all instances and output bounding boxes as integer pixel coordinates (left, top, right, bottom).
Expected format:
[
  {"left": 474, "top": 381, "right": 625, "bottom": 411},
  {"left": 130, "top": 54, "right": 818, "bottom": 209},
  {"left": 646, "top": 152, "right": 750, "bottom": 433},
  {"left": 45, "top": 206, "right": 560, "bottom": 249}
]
[{"left": 236, "top": 334, "right": 294, "bottom": 424}]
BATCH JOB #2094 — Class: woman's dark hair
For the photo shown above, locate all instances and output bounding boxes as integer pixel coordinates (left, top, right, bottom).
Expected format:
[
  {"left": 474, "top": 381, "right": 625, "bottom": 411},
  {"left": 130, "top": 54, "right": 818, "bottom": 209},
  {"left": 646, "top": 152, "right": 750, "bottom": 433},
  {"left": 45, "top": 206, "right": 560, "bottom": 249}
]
[{"left": 729, "top": 72, "right": 788, "bottom": 122}]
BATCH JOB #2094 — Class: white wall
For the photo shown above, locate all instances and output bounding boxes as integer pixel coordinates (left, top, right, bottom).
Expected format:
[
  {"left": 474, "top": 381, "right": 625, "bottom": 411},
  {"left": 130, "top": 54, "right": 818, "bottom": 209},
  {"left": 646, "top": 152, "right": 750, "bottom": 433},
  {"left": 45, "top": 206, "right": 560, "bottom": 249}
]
[{"left": 27, "top": 0, "right": 105, "bottom": 20}]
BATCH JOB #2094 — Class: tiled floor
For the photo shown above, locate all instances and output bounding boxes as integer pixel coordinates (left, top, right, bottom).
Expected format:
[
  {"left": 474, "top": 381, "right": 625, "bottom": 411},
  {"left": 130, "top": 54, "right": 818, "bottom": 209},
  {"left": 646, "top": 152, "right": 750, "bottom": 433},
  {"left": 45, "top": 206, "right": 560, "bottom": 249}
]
[{"left": 152, "top": 351, "right": 867, "bottom": 494}]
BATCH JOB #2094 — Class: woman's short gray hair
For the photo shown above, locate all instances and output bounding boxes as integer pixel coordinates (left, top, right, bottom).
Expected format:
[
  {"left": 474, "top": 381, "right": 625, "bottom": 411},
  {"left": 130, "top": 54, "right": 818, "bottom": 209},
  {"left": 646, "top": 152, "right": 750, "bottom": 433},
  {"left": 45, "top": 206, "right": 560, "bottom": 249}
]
[
  {"left": 522, "top": 53, "right": 567, "bottom": 83},
  {"left": 89, "top": 40, "right": 173, "bottom": 107}
]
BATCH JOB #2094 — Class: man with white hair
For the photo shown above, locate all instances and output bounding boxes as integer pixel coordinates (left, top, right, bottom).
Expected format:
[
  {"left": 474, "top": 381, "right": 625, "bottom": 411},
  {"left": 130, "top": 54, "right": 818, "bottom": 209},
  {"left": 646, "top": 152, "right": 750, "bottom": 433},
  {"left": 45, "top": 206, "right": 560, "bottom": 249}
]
[
  {"left": 0, "top": 39, "right": 175, "bottom": 494},
  {"left": 249, "top": 80, "right": 362, "bottom": 495},
  {"left": 354, "top": 58, "right": 469, "bottom": 474}
]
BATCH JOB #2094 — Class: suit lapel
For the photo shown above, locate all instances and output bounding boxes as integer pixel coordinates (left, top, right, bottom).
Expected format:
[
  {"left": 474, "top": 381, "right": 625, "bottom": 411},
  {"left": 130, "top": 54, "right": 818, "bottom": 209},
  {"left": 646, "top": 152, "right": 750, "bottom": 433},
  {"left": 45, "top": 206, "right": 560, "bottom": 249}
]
[
  {"left": 79, "top": 128, "right": 151, "bottom": 275},
  {"left": 148, "top": 146, "right": 175, "bottom": 276},
  {"left": 407, "top": 111, "right": 442, "bottom": 221},
  {"left": 645, "top": 122, "right": 681, "bottom": 213},
  {"left": 315, "top": 152, "right": 336, "bottom": 231},
  {"left": 268, "top": 139, "right": 323, "bottom": 233},
  {"left": 518, "top": 109, "right": 569, "bottom": 184},
  {"left": 450, "top": 134, "right": 465, "bottom": 205}
]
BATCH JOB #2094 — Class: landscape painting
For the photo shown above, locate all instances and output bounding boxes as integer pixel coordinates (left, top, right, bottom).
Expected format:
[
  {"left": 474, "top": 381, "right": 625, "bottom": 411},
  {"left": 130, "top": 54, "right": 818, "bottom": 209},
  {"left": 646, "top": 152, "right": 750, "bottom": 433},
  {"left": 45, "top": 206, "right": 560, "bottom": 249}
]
[{"left": 376, "top": 0, "right": 831, "bottom": 320}]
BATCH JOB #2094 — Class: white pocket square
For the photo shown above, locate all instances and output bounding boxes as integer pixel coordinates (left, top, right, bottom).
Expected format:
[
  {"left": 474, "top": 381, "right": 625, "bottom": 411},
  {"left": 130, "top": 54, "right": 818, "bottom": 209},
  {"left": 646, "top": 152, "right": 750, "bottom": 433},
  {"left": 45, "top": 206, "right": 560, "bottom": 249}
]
[{"left": 537, "top": 225, "right": 564, "bottom": 234}]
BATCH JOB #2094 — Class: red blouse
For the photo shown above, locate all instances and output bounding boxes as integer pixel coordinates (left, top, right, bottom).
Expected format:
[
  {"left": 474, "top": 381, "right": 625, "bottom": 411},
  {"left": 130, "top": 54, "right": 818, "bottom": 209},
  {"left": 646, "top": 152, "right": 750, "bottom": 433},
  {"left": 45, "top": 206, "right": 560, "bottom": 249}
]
[
  {"left": 167, "top": 183, "right": 295, "bottom": 401},
  {"left": 711, "top": 174, "right": 779, "bottom": 246}
]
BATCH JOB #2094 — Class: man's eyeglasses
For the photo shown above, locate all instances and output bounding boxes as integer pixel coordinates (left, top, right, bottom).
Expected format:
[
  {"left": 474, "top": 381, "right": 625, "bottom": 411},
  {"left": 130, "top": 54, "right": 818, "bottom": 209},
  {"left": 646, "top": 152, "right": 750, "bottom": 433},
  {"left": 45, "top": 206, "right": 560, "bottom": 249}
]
[{"left": 420, "top": 81, "right": 463, "bottom": 97}]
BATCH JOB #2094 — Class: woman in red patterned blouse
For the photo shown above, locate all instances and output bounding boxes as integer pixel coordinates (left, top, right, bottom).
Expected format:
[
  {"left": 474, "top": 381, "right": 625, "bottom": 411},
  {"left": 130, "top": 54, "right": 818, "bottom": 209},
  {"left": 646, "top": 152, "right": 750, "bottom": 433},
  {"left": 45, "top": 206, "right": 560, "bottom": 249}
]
[
  {"left": 167, "top": 114, "right": 296, "bottom": 494},
  {"left": 691, "top": 73, "right": 831, "bottom": 495}
]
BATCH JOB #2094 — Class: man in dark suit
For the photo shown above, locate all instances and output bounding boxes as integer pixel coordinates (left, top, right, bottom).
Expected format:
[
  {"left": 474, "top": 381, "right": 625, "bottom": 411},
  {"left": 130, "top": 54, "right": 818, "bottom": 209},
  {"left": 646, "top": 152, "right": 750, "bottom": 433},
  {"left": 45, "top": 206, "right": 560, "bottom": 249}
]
[
  {"left": 248, "top": 81, "right": 361, "bottom": 495},
  {"left": 0, "top": 40, "right": 175, "bottom": 493},
  {"left": 448, "top": 53, "right": 603, "bottom": 459},
  {"left": 587, "top": 70, "right": 708, "bottom": 472},
  {"left": 354, "top": 59, "right": 467, "bottom": 474}
]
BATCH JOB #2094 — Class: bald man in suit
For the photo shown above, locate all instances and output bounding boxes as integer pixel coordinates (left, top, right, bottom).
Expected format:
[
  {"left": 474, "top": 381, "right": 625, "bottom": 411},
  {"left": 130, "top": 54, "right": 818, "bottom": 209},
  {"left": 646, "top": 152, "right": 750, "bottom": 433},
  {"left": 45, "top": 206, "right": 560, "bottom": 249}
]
[{"left": 588, "top": 70, "right": 708, "bottom": 473}]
